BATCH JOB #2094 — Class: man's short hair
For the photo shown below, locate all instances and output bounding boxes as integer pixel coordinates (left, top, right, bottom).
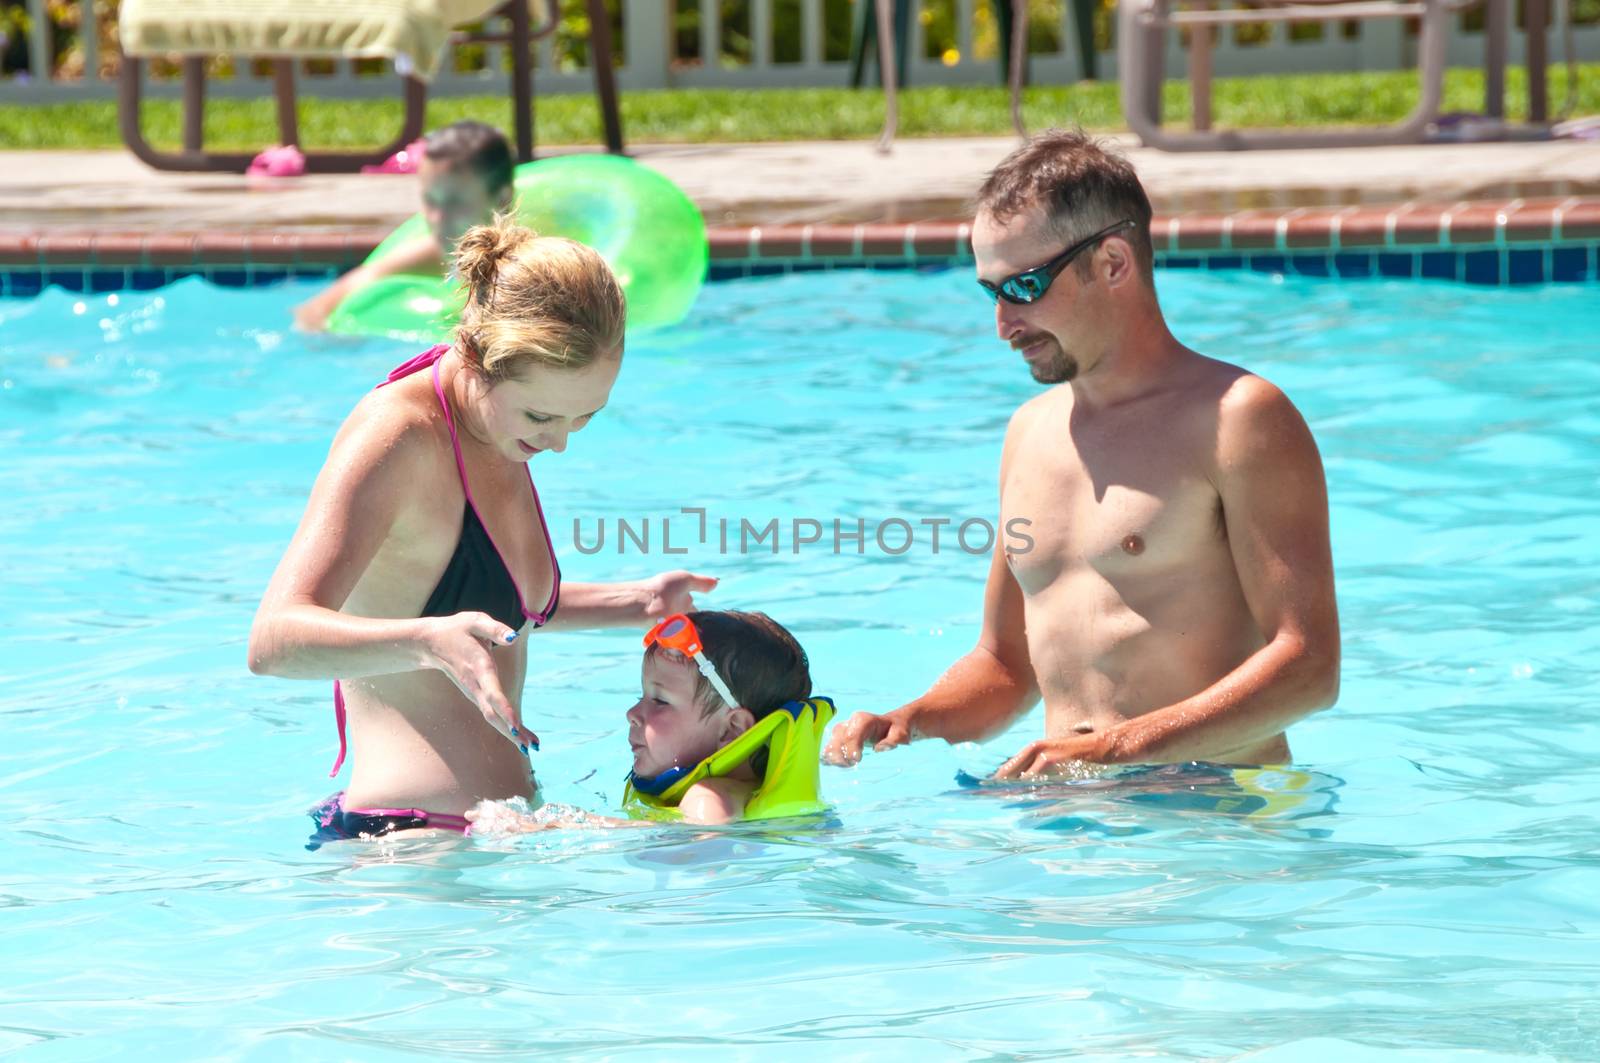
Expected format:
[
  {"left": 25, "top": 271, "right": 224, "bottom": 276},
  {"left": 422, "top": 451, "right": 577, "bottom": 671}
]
[
  {"left": 974, "top": 128, "right": 1155, "bottom": 283},
  {"left": 424, "top": 120, "right": 515, "bottom": 195}
]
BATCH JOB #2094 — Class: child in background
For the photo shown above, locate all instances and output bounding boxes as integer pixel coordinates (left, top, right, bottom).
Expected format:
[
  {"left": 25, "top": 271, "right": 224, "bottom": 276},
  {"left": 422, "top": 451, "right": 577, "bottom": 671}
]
[
  {"left": 294, "top": 120, "right": 515, "bottom": 331},
  {"left": 470, "top": 610, "right": 833, "bottom": 832}
]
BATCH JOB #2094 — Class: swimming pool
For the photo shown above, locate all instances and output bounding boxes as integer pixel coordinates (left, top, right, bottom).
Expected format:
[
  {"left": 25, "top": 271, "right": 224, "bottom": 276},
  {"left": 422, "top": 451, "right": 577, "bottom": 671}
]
[{"left": 3, "top": 269, "right": 1597, "bottom": 1059}]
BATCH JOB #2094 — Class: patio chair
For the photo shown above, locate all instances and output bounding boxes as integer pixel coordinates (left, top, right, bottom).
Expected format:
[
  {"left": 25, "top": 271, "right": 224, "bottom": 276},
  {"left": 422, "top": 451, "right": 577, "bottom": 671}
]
[
  {"left": 117, "top": 0, "right": 624, "bottom": 173},
  {"left": 1114, "top": 0, "right": 1470, "bottom": 150}
]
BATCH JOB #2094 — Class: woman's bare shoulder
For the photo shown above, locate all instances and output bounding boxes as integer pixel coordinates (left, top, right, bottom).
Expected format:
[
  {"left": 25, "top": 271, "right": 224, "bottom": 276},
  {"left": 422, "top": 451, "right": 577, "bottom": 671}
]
[{"left": 328, "top": 370, "right": 453, "bottom": 483}]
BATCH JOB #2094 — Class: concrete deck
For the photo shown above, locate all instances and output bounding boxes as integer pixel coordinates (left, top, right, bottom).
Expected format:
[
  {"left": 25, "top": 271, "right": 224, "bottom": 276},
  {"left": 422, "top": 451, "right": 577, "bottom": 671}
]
[{"left": 1, "top": 136, "right": 1597, "bottom": 235}]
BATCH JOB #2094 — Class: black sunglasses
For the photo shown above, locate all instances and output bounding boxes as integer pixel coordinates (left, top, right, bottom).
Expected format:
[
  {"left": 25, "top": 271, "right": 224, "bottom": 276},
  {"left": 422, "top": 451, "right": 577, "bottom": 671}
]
[{"left": 978, "top": 219, "right": 1136, "bottom": 305}]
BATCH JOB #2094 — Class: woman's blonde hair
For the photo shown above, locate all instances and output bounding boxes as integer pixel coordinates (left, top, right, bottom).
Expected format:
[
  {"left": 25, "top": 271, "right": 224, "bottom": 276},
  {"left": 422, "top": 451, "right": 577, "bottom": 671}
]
[{"left": 453, "top": 215, "right": 626, "bottom": 381}]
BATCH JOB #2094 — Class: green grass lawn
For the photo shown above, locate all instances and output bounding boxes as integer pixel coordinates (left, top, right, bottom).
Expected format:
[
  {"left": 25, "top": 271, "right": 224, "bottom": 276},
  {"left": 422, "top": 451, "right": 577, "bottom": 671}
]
[{"left": 1, "top": 66, "right": 1594, "bottom": 150}]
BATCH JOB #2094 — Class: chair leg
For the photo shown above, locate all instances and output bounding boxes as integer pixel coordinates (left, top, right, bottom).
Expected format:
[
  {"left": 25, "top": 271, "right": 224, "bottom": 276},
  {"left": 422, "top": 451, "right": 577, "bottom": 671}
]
[
  {"left": 854, "top": 0, "right": 913, "bottom": 89},
  {"left": 1526, "top": 0, "right": 1547, "bottom": 121},
  {"left": 509, "top": 0, "right": 534, "bottom": 161},
  {"left": 1070, "top": 0, "right": 1098, "bottom": 80},
  {"left": 120, "top": 46, "right": 430, "bottom": 172},
  {"left": 121, "top": 52, "right": 250, "bottom": 171},
  {"left": 182, "top": 57, "right": 205, "bottom": 152},
  {"left": 849, "top": 0, "right": 873, "bottom": 87},
  {"left": 1483, "top": 0, "right": 1507, "bottom": 119},
  {"left": 892, "top": 0, "right": 913, "bottom": 87},
  {"left": 1009, "top": 0, "right": 1029, "bottom": 136},
  {"left": 1118, "top": 0, "right": 1166, "bottom": 141},
  {"left": 272, "top": 59, "right": 301, "bottom": 146},
  {"left": 1190, "top": 22, "right": 1212, "bottom": 132},
  {"left": 587, "top": 0, "right": 625, "bottom": 154},
  {"left": 874, "top": 0, "right": 899, "bottom": 152}
]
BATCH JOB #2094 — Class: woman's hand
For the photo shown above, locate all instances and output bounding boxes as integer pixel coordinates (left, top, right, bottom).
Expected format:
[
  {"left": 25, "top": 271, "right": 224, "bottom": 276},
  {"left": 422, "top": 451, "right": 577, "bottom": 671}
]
[
  {"left": 465, "top": 802, "right": 558, "bottom": 834},
  {"left": 536, "top": 573, "right": 719, "bottom": 630},
  {"left": 640, "top": 571, "right": 719, "bottom": 618},
  {"left": 466, "top": 801, "right": 636, "bottom": 833},
  {"left": 420, "top": 612, "right": 536, "bottom": 753}
]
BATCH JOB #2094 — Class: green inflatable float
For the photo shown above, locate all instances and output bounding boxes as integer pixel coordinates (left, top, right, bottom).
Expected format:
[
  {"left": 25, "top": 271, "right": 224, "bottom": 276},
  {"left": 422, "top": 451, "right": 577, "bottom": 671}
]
[{"left": 328, "top": 155, "right": 708, "bottom": 341}]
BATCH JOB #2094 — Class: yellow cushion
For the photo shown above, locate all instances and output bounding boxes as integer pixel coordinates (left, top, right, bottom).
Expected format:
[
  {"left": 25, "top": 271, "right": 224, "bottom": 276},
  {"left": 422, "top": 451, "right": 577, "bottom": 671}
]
[{"left": 119, "top": 0, "right": 509, "bottom": 79}]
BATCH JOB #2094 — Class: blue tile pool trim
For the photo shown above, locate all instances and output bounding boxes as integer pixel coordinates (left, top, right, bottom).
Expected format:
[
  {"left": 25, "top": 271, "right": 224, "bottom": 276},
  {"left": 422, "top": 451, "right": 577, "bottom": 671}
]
[
  {"left": 2, "top": 243, "right": 1597, "bottom": 298},
  {"left": 699, "top": 244, "right": 1600, "bottom": 285}
]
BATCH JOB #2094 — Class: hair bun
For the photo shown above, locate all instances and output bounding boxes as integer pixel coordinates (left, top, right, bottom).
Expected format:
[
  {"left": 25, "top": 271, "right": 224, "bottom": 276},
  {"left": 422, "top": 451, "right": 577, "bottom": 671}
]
[
  {"left": 451, "top": 216, "right": 626, "bottom": 381},
  {"left": 455, "top": 214, "right": 538, "bottom": 307}
]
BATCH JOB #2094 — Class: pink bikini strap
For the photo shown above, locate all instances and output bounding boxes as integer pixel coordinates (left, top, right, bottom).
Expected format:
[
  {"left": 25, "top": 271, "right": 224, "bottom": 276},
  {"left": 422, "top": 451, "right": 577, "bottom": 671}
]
[
  {"left": 330, "top": 680, "right": 348, "bottom": 777},
  {"left": 350, "top": 806, "right": 472, "bottom": 834},
  {"left": 382, "top": 344, "right": 449, "bottom": 386},
  {"left": 430, "top": 360, "right": 476, "bottom": 501},
  {"left": 429, "top": 358, "right": 553, "bottom": 623}
]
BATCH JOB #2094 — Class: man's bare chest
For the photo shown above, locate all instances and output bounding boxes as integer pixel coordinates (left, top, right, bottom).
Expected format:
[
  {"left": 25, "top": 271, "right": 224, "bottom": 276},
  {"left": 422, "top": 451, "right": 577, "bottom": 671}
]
[{"left": 1001, "top": 414, "right": 1225, "bottom": 595}]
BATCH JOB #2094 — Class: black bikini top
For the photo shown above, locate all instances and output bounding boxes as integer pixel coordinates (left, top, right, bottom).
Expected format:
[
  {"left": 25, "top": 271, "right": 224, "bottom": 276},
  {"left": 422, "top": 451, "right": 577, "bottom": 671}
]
[
  {"left": 327, "top": 345, "right": 560, "bottom": 778},
  {"left": 410, "top": 349, "right": 560, "bottom": 630}
]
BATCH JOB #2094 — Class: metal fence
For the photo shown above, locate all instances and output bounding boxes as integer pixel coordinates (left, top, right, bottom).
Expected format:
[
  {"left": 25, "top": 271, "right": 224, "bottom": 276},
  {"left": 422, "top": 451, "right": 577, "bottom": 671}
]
[{"left": 2, "top": 0, "right": 1596, "bottom": 103}]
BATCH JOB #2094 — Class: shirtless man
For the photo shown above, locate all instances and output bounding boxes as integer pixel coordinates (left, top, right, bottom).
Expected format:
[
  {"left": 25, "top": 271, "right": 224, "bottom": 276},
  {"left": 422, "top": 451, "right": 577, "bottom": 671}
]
[{"left": 824, "top": 130, "right": 1340, "bottom": 775}]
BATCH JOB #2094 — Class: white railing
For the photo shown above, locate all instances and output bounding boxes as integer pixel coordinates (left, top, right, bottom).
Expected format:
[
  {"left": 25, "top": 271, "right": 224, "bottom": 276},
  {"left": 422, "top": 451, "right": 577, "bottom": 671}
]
[{"left": 1, "top": 0, "right": 1596, "bottom": 102}]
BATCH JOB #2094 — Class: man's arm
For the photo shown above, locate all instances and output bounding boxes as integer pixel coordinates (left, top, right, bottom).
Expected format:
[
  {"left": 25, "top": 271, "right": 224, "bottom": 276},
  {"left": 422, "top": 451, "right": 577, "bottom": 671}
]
[
  {"left": 998, "top": 377, "right": 1339, "bottom": 775},
  {"left": 293, "top": 233, "right": 443, "bottom": 332},
  {"left": 824, "top": 408, "right": 1042, "bottom": 765}
]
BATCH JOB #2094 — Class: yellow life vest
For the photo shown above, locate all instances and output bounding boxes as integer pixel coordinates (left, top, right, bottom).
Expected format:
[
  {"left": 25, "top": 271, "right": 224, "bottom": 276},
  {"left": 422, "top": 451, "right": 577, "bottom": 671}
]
[{"left": 621, "top": 697, "right": 835, "bottom": 822}]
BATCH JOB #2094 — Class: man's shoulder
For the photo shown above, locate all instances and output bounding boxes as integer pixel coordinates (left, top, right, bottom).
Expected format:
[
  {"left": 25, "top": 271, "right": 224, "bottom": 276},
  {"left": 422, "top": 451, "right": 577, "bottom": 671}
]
[
  {"left": 1214, "top": 367, "right": 1305, "bottom": 437},
  {"left": 998, "top": 388, "right": 1063, "bottom": 473},
  {"left": 1006, "top": 386, "right": 1063, "bottom": 434},
  {"left": 1183, "top": 360, "right": 1320, "bottom": 474},
  {"left": 1178, "top": 355, "right": 1301, "bottom": 429}
]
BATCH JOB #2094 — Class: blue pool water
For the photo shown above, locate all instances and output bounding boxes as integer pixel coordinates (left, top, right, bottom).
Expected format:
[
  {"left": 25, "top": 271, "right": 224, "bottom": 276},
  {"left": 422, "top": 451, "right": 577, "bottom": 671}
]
[{"left": 2, "top": 270, "right": 1598, "bottom": 1060}]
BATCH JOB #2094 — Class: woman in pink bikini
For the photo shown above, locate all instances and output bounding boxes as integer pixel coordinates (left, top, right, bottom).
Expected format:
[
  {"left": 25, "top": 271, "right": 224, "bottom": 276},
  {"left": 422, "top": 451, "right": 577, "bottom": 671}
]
[{"left": 248, "top": 217, "right": 713, "bottom": 843}]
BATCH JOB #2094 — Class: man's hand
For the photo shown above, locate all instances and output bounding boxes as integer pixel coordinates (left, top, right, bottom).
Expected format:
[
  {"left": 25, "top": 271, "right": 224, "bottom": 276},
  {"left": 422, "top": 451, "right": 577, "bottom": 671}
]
[
  {"left": 822, "top": 710, "right": 914, "bottom": 766},
  {"left": 994, "top": 732, "right": 1115, "bottom": 779}
]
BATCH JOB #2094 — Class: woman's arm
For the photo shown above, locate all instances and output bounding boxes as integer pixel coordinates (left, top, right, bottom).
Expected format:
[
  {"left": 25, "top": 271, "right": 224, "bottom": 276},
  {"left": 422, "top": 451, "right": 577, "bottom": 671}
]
[
  {"left": 465, "top": 782, "right": 749, "bottom": 832},
  {"left": 248, "top": 402, "right": 440, "bottom": 676},
  {"left": 247, "top": 399, "right": 530, "bottom": 745},
  {"left": 538, "top": 571, "right": 720, "bottom": 631},
  {"left": 465, "top": 802, "right": 647, "bottom": 833}
]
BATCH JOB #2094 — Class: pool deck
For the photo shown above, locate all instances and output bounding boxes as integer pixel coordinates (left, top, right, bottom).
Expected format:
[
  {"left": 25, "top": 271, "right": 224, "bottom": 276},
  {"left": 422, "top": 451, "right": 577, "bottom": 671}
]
[
  {"left": 3, "top": 136, "right": 1597, "bottom": 231},
  {"left": 1, "top": 136, "right": 1597, "bottom": 282}
]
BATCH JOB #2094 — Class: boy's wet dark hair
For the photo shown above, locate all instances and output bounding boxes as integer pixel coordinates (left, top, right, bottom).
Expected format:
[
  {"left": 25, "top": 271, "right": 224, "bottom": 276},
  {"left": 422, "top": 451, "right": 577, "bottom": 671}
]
[
  {"left": 646, "top": 610, "right": 811, "bottom": 780},
  {"left": 424, "top": 120, "right": 515, "bottom": 196},
  {"left": 645, "top": 610, "right": 811, "bottom": 721}
]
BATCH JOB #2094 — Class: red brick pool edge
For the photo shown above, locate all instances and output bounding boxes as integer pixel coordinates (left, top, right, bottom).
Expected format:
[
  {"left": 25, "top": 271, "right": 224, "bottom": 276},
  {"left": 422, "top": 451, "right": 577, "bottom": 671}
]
[{"left": 1, "top": 197, "right": 1597, "bottom": 294}]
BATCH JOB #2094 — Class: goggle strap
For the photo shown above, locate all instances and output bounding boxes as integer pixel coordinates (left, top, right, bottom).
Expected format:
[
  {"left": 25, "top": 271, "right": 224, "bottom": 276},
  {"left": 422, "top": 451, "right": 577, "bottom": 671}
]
[{"left": 692, "top": 651, "right": 740, "bottom": 709}]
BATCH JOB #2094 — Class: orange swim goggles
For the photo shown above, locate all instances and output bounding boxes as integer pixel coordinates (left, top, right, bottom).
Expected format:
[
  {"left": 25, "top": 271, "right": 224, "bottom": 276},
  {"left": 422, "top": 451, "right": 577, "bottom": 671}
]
[{"left": 643, "top": 613, "right": 740, "bottom": 709}]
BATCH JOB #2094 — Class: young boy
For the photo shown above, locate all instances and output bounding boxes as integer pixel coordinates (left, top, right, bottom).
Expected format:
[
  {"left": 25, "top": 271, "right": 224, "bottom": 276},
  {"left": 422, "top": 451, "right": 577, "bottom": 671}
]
[
  {"left": 294, "top": 120, "right": 515, "bottom": 331},
  {"left": 470, "top": 610, "right": 832, "bottom": 832}
]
